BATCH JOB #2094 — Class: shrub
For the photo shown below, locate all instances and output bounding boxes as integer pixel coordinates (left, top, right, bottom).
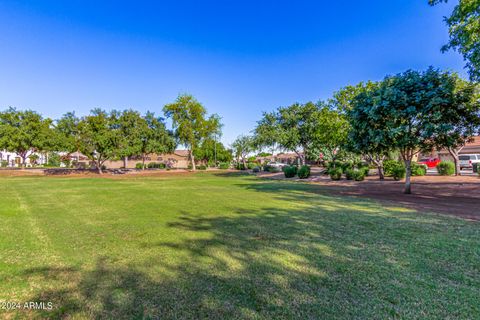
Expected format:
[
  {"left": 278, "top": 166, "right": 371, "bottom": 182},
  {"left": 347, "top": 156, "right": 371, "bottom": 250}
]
[
  {"left": 352, "top": 170, "right": 365, "bottom": 181},
  {"left": 283, "top": 165, "right": 298, "bottom": 178},
  {"left": 135, "top": 163, "right": 144, "bottom": 169},
  {"left": 357, "top": 163, "right": 370, "bottom": 176},
  {"left": 267, "top": 166, "right": 281, "bottom": 173},
  {"left": 47, "top": 152, "right": 61, "bottom": 167},
  {"left": 147, "top": 162, "right": 166, "bottom": 169},
  {"left": 219, "top": 162, "right": 230, "bottom": 169},
  {"left": 252, "top": 166, "right": 260, "bottom": 173},
  {"left": 345, "top": 168, "right": 355, "bottom": 180},
  {"left": 411, "top": 162, "right": 426, "bottom": 176},
  {"left": 326, "top": 161, "right": 342, "bottom": 173},
  {"left": 198, "top": 165, "right": 207, "bottom": 170},
  {"left": 392, "top": 166, "right": 406, "bottom": 180},
  {"left": 297, "top": 165, "right": 311, "bottom": 179},
  {"left": 329, "top": 167, "right": 342, "bottom": 180},
  {"left": 247, "top": 162, "right": 256, "bottom": 170},
  {"left": 436, "top": 161, "right": 455, "bottom": 176},
  {"left": 384, "top": 160, "right": 402, "bottom": 176},
  {"left": 340, "top": 161, "right": 354, "bottom": 172}
]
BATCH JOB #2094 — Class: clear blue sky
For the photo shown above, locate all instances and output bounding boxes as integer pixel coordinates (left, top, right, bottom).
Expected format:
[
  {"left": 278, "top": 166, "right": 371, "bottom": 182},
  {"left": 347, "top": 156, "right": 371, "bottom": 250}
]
[{"left": 0, "top": 0, "right": 465, "bottom": 144}]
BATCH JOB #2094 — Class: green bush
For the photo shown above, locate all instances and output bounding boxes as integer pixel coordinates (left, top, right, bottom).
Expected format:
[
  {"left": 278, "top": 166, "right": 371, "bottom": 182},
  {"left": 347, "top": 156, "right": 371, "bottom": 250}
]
[
  {"left": 236, "top": 163, "right": 246, "bottom": 170},
  {"left": 436, "top": 161, "right": 455, "bottom": 176},
  {"left": 326, "top": 161, "right": 342, "bottom": 174},
  {"left": 198, "top": 165, "right": 207, "bottom": 170},
  {"left": 267, "top": 166, "right": 281, "bottom": 173},
  {"left": 392, "top": 166, "right": 406, "bottom": 180},
  {"left": 345, "top": 168, "right": 355, "bottom": 180},
  {"left": 340, "top": 161, "right": 354, "bottom": 172},
  {"left": 411, "top": 162, "right": 426, "bottom": 176},
  {"left": 0, "top": 160, "right": 8, "bottom": 167},
  {"left": 352, "top": 170, "right": 365, "bottom": 181},
  {"left": 135, "top": 163, "right": 144, "bottom": 169},
  {"left": 357, "top": 163, "right": 370, "bottom": 176},
  {"left": 147, "top": 162, "right": 166, "bottom": 169},
  {"left": 47, "top": 153, "right": 61, "bottom": 167},
  {"left": 219, "top": 162, "right": 230, "bottom": 169},
  {"left": 247, "top": 162, "right": 256, "bottom": 170},
  {"left": 384, "top": 160, "right": 402, "bottom": 176},
  {"left": 297, "top": 165, "right": 311, "bottom": 179},
  {"left": 252, "top": 166, "right": 261, "bottom": 173},
  {"left": 283, "top": 165, "right": 298, "bottom": 178},
  {"left": 329, "top": 167, "right": 342, "bottom": 180}
]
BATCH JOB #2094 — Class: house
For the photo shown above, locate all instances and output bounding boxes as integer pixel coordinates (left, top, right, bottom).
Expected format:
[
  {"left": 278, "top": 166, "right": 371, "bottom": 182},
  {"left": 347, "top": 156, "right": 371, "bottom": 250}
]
[
  {"left": 94, "top": 150, "right": 190, "bottom": 169},
  {"left": 420, "top": 136, "right": 480, "bottom": 161},
  {"left": 0, "top": 150, "right": 47, "bottom": 167}
]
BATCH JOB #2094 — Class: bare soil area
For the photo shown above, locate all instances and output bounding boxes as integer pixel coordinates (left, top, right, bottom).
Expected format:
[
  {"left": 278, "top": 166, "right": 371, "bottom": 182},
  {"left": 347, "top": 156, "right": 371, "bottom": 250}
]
[{"left": 259, "top": 170, "right": 480, "bottom": 221}]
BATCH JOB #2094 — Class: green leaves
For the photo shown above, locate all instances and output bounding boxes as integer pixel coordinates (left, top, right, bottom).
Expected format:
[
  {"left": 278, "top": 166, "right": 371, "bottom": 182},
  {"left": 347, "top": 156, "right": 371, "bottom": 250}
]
[
  {"left": 430, "top": 0, "right": 480, "bottom": 81},
  {"left": 163, "top": 94, "right": 221, "bottom": 151}
]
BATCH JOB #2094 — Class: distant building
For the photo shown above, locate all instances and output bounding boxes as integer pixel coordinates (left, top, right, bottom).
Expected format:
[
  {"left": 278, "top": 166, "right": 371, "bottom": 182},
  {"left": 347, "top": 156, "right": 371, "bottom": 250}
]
[
  {"left": 73, "top": 150, "right": 190, "bottom": 169},
  {"left": 420, "top": 136, "right": 480, "bottom": 161}
]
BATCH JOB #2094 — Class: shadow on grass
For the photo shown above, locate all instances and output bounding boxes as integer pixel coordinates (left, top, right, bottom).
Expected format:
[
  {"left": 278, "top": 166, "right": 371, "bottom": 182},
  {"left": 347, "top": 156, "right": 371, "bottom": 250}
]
[{"left": 20, "top": 179, "right": 480, "bottom": 319}]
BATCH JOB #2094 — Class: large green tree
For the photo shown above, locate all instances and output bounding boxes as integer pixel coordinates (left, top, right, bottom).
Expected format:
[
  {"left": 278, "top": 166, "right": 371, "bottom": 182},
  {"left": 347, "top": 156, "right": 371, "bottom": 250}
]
[
  {"left": 430, "top": 0, "right": 480, "bottom": 81},
  {"left": 194, "top": 138, "right": 232, "bottom": 166},
  {"left": 254, "top": 102, "right": 322, "bottom": 165},
  {"left": 136, "top": 112, "right": 176, "bottom": 169},
  {"left": 346, "top": 82, "right": 391, "bottom": 179},
  {"left": 355, "top": 68, "right": 471, "bottom": 194},
  {"left": 0, "top": 108, "right": 53, "bottom": 167},
  {"left": 76, "top": 109, "right": 122, "bottom": 174},
  {"left": 428, "top": 78, "right": 480, "bottom": 175},
  {"left": 232, "top": 135, "right": 254, "bottom": 169},
  {"left": 163, "top": 94, "right": 221, "bottom": 171}
]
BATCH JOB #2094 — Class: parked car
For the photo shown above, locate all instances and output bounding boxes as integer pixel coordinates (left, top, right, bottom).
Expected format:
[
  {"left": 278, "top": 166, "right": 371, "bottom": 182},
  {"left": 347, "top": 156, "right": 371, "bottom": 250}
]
[
  {"left": 417, "top": 157, "right": 441, "bottom": 168},
  {"left": 266, "top": 161, "right": 287, "bottom": 168},
  {"left": 459, "top": 154, "right": 480, "bottom": 170}
]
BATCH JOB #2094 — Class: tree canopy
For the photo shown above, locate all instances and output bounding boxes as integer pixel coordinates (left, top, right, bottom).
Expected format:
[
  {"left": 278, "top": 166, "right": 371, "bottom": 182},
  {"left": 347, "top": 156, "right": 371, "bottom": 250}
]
[
  {"left": 430, "top": 0, "right": 480, "bottom": 81},
  {"left": 163, "top": 94, "right": 221, "bottom": 170},
  {"left": 0, "top": 108, "right": 53, "bottom": 166}
]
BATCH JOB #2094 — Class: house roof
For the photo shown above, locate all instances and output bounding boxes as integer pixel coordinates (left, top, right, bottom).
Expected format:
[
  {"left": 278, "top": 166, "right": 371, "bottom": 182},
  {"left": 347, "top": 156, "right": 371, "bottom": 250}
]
[{"left": 460, "top": 136, "right": 480, "bottom": 154}]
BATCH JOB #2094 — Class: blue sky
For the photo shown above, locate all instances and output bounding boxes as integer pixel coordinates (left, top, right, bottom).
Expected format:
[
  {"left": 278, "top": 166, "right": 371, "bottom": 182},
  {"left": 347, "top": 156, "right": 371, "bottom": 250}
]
[{"left": 0, "top": 0, "right": 465, "bottom": 144}]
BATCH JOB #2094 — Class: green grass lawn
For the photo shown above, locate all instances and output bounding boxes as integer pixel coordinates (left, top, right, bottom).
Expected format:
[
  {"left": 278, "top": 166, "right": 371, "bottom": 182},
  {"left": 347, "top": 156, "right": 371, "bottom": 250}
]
[{"left": 0, "top": 172, "right": 479, "bottom": 319}]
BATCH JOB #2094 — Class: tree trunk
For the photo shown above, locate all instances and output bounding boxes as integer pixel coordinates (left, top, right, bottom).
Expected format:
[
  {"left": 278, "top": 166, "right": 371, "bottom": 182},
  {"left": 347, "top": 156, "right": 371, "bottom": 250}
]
[
  {"left": 377, "top": 166, "right": 385, "bottom": 180},
  {"left": 404, "top": 159, "right": 412, "bottom": 194},
  {"left": 242, "top": 157, "right": 247, "bottom": 170},
  {"left": 190, "top": 150, "right": 196, "bottom": 171},
  {"left": 448, "top": 147, "right": 460, "bottom": 176},
  {"left": 123, "top": 156, "right": 128, "bottom": 169},
  {"left": 21, "top": 154, "right": 27, "bottom": 169},
  {"left": 142, "top": 154, "right": 146, "bottom": 170},
  {"left": 97, "top": 160, "right": 103, "bottom": 174}
]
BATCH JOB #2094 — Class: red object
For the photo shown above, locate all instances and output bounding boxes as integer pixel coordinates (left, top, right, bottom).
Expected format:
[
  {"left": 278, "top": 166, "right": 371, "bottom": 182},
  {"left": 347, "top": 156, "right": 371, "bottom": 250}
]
[{"left": 418, "top": 157, "right": 441, "bottom": 168}]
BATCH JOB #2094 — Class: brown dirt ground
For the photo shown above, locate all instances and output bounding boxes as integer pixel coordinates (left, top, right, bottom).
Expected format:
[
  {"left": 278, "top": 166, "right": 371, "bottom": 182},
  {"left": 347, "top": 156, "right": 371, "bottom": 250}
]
[{"left": 259, "top": 171, "right": 480, "bottom": 221}]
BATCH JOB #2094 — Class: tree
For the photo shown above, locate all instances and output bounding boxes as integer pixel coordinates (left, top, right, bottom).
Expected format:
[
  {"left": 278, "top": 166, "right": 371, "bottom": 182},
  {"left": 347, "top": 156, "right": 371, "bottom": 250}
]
[
  {"left": 254, "top": 102, "right": 321, "bottom": 165},
  {"left": 428, "top": 78, "right": 480, "bottom": 175},
  {"left": 346, "top": 82, "right": 391, "bottom": 179},
  {"left": 232, "top": 135, "right": 254, "bottom": 169},
  {"left": 55, "top": 112, "right": 81, "bottom": 154},
  {"left": 430, "top": 0, "right": 480, "bottom": 81},
  {"left": 0, "top": 108, "right": 52, "bottom": 167},
  {"left": 76, "top": 109, "right": 122, "bottom": 174},
  {"left": 163, "top": 94, "right": 221, "bottom": 171},
  {"left": 357, "top": 68, "right": 469, "bottom": 194},
  {"left": 137, "top": 112, "right": 176, "bottom": 169},
  {"left": 194, "top": 138, "right": 232, "bottom": 166}
]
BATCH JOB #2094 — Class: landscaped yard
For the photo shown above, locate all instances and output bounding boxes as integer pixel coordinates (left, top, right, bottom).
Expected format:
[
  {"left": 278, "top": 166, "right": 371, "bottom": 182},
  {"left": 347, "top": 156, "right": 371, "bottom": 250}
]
[{"left": 0, "top": 172, "right": 479, "bottom": 319}]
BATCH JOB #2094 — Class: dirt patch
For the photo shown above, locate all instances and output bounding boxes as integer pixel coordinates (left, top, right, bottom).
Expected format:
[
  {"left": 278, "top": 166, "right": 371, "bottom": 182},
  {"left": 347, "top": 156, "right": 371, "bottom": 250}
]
[{"left": 259, "top": 171, "right": 480, "bottom": 221}]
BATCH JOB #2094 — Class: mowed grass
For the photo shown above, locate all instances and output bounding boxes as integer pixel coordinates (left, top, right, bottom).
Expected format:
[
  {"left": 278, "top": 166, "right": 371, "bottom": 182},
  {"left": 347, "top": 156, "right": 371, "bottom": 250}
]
[{"left": 0, "top": 172, "right": 479, "bottom": 319}]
